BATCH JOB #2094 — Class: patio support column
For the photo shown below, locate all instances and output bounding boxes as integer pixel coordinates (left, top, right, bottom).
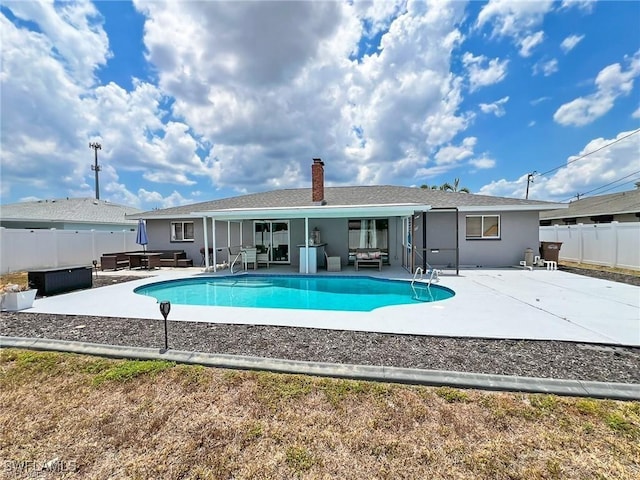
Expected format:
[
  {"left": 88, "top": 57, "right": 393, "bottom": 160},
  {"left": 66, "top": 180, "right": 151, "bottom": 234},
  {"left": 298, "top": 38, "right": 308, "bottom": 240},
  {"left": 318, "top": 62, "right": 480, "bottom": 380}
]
[
  {"left": 202, "top": 217, "right": 209, "bottom": 269},
  {"left": 422, "top": 211, "right": 427, "bottom": 271},
  {"left": 304, "top": 217, "right": 309, "bottom": 274},
  {"left": 212, "top": 218, "right": 217, "bottom": 272}
]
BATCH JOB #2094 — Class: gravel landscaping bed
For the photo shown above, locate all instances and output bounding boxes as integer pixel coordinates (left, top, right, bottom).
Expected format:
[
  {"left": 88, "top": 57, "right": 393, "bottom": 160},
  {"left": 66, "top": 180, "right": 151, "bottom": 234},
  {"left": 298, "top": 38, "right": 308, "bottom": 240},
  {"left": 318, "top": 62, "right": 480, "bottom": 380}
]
[{"left": 2, "top": 270, "right": 638, "bottom": 384}]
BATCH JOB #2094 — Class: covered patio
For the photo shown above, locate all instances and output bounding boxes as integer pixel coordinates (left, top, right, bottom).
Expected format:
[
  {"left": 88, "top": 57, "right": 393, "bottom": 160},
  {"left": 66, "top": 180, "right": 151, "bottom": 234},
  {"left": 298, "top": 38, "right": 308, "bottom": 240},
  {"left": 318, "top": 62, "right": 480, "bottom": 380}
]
[{"left": 197, "top": 202, "right": 432, "bottom": 274}]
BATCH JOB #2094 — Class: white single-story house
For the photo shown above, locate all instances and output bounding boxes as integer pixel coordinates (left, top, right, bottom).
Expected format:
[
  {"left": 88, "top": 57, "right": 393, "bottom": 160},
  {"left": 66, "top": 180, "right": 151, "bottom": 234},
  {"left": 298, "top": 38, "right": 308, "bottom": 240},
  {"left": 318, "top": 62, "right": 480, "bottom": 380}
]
[
  {"left": 0, "top": 197, "right": 142, "bottom": 231},
  {"left": 129, "top": 159, "right": 565, "bottom": 272}
]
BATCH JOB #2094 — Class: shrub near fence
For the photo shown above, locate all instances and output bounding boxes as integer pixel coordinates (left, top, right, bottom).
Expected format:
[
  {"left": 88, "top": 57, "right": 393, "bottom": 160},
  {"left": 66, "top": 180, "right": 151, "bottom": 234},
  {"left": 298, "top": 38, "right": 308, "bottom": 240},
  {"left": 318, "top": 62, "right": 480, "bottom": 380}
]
[
  {"left": 540, "top": 222, "right": 640, "bottom": 271},
  {"left": 0, "top": 228, "right": 138, "bottom": 274}
]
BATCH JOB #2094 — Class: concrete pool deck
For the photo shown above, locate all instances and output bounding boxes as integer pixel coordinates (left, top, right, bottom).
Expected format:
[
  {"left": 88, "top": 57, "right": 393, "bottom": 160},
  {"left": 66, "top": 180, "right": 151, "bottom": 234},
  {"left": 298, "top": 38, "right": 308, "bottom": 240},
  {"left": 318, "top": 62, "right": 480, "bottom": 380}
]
[{"left": 24, "top": 266, "right": 640, "bottom": 347}]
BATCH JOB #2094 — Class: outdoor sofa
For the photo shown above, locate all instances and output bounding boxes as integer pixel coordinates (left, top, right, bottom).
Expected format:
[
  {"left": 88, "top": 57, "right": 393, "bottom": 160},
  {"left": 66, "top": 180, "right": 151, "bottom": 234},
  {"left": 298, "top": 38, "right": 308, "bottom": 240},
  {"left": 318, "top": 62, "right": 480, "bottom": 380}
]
[
  {"left": 354, "top": 248, "right": 383, "bottom": 271},
  {"left": 100, "top": 250, "right": 193, "bottom": 270},
  {"left": 100, "top": 253, "right": 131, "bottom": 271}
]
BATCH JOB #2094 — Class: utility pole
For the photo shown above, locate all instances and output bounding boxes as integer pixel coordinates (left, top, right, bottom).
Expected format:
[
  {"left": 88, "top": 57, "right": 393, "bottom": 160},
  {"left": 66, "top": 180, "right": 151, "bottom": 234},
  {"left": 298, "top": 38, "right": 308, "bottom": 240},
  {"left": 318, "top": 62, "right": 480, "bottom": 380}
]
[
  {"left": 525, "top": 171, "right": 536, "bottom": 199},
  {"left": 89, "top": 142, "right": 102, "bottom": 200}
]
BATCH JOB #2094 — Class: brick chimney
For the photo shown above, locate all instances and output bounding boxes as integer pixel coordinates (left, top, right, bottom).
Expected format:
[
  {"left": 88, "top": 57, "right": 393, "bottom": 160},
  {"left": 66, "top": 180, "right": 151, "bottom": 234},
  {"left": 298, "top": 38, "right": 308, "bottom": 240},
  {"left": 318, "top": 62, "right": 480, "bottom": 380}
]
[{"left": 311, "top": 158, "right": 324, "bottom": 204}]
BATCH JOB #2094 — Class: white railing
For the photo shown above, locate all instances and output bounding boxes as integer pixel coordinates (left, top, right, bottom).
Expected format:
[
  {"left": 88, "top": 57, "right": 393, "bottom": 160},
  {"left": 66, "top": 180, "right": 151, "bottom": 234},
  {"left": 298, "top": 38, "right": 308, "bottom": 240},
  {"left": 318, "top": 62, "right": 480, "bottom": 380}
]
[
  {"left": 540, "top": 222, "right": 640, "bottom": 271},
  {"left": 0, "top": 227, "right": 138, "bottom": 274}
]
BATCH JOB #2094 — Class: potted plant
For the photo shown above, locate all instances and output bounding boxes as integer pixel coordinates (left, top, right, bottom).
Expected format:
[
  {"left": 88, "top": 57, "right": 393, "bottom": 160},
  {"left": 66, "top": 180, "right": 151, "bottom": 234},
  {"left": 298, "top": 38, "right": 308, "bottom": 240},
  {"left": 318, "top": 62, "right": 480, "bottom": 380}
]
[{"left": 0, "top": 283, "right": 37, "bottom": 312}]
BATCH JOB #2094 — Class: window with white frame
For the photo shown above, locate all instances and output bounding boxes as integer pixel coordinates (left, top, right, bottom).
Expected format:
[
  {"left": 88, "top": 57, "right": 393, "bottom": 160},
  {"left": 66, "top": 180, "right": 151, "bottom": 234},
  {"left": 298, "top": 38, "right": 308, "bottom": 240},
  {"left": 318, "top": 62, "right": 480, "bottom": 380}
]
[
  {"left": 466, "top": 215, "right": 500, "bottom": 239},
  {"left": 170, "top": 221, "right": 194, "bottom": 241}
]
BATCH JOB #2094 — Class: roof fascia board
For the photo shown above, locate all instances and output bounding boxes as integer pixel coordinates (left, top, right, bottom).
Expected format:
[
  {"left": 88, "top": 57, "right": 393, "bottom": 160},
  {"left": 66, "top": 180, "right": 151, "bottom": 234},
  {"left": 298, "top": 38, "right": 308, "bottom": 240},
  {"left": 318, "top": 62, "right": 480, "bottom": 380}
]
[
  {"left": 541, "top": 208, "right": 640, "bottom": 220},
  {"left": 126, "top": 214, "right": 196, "bottom": 220},
  {"left": 459, "top": 204, "right": 567, "bottom": 213},
  {"left": 0, "top": 217, "right": 136, "bottom": 225},
  {"left": 195, "top": 204, "right": 432, "bottom": 220}
]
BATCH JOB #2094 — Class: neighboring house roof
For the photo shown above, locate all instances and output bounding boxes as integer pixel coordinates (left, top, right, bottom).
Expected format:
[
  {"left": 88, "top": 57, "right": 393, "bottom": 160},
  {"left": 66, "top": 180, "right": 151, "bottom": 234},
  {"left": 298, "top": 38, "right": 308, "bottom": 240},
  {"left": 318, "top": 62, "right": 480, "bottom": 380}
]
[
  {"left": 540, "top": 188, "right": 640, "bottom": 220},
  {"left": 0, "top": 197, "right": 142, "bottom": 225},
  {"left": 131, "top": 186, "right": 562, "bottom": 219}
]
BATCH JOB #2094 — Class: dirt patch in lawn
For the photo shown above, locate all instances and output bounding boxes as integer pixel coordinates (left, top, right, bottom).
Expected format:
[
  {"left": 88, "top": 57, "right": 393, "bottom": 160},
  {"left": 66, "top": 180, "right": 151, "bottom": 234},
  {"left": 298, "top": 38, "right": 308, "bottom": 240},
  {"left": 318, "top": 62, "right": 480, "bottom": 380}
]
[{"left": 1, "top": 350, "right": 638, "bottom": 479}]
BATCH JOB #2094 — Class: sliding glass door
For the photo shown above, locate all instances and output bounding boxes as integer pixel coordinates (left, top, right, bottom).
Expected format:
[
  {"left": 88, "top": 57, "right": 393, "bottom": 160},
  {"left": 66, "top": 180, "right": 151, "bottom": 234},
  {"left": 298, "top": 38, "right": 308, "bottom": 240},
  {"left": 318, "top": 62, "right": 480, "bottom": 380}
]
[
  {"left": 348, "top": 218, "right": 389, "bottom": 264},
  {"left": 254, "top": 221, "right": 290, "bottom": 263}
]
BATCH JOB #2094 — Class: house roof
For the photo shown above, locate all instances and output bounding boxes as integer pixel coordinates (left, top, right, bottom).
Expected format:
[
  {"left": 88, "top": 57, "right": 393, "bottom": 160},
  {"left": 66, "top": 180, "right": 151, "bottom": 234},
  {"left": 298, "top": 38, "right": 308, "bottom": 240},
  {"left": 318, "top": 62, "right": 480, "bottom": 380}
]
[
  {"left": 0, "top": 197, "right": 142, "bottom": 225},
  {"left": 130, "top": 185, "right": 562, "bottom": 220},
  {"left": 539, "top": 188, "right": 640, "bottom": 220}
]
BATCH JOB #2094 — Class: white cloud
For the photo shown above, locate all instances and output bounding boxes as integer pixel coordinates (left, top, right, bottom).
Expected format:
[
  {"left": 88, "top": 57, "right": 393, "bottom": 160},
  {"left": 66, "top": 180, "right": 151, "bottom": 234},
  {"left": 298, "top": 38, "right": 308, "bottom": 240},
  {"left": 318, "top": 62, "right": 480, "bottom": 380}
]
[
  {"left": 477, "top": 0, "right": 554, "bottom": 38},
  {"left": 533, "top": 58, "right": 559, "bottom": 76},
  {"left": 528, "top": 120, "right": 536, "bottom": 127},
  {"left": 435, "top": 137, "right": 477, "bottom": 165},
  {"left": 519, "top": 31, "right": 545, "bottom": 57},
  {"left": 475, "top": 1, "right": 567, "bottom": 60},
  {"left": 479, "top": 96, "right": 510, "bottom": 117},
  {"left": 554, "top": 50, "right": 640, "bottom": 126},
  {"left": 561, "top": 34, "right": 585, "bottom": 53},
  {"left": 478, "top": 129, "right": 640, "bottom": 201},
  {"left": 560, "top": 1, "right": 596, "bottom": 13},
  {"left": 469, "top": 155, "right": 496, "bottom": 169},
  {"left": 133, "top": 0, "right": 471, "bottom": 188},
  {"left": 633, "top": 107, "right": 640, "bottom": 118},
  {"left": 462, "top": 52, "right": 509, "bottom": 92},
  {"left": 0, "top": 4, "right": 204, "bottom": 209},
  {"left": 417, "top": 137, "right": 495, "bottom": 181},
  {"left": 3, "top": 0, "right": 110, "bottom": 87},
  {"left": 137, "top": 189, "right": 192, "bottom": 209},
  {"left": 530, "top": 96, "right": 551, "bottom": 105}
]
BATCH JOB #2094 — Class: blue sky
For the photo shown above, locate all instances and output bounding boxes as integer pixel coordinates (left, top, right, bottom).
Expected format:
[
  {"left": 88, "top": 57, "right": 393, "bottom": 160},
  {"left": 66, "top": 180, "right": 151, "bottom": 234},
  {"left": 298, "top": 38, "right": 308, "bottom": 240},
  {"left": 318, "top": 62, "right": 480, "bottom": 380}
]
[{"left": 1, "top": 0, "right": 639, "bottom": 210}]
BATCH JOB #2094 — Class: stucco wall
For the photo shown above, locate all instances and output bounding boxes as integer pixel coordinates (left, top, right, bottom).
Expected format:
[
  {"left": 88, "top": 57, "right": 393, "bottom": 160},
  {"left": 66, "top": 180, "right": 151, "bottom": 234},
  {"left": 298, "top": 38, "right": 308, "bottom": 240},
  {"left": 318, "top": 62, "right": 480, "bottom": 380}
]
[
  {"left": 424, "top": 211, "right": 458, "bottom": 268},
  {"left": 458, "top": 210, "right": 540, "bottom": 267},
  {"left": 146, "top": 218, "right": 205, "bottom": 265},
  {"left": 146, "top": 210, "right": 540, "bottom": 270}
]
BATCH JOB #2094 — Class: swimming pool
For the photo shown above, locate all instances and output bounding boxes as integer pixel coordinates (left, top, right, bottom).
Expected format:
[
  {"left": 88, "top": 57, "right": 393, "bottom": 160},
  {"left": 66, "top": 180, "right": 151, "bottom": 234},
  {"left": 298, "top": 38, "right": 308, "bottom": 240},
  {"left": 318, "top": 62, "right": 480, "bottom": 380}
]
[{"left": 134, "top": 274, "right": 455, "bottom": 312}]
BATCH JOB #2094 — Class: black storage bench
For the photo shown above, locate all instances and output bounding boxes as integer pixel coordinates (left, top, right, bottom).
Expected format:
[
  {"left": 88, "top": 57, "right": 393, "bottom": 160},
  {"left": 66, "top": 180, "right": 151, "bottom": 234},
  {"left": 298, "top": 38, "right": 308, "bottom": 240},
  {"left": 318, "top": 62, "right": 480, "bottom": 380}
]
[{"left": 28, "top": 265, "right": 93, "bottom": 296}]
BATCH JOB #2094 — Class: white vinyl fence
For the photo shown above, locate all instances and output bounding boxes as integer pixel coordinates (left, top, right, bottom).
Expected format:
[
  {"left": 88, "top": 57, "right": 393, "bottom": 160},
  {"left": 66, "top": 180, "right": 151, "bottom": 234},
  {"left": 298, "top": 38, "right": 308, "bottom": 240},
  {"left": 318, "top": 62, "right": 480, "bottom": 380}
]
[
  {"left": 540, "top": 222, "right": 640, "bottom": 271},
  {"left": 0, "top": 227, "right": 138, "bottom": 274}
]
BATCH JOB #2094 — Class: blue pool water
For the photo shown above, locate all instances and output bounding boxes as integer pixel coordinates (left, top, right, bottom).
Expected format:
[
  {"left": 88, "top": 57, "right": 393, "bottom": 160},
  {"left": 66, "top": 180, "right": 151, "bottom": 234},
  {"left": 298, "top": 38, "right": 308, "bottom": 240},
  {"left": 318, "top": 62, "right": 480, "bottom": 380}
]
[{"left": 134, "top": 275, "right": 455, "bottom": 312}]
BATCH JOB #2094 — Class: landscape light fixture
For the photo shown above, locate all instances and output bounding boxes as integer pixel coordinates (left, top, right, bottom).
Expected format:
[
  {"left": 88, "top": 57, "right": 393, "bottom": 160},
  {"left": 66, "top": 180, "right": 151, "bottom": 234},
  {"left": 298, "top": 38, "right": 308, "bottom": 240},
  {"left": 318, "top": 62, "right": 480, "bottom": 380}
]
[
  {"left": 89, "top": 142, "right": 102, "bottom": 200},
  {"left": 159, "top": 300, "right": 171, "bottom": 353}
]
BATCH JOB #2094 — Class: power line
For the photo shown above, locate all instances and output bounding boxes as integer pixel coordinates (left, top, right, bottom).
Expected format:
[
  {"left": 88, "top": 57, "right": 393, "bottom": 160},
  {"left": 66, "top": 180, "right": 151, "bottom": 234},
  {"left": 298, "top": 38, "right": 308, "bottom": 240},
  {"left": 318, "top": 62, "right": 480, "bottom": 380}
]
[
  {"left": 537, "top": 128, "right": 640, "bottom": 178},
  {"left": 591, "top": 178, "right": 640, "bottom": 197},
  {"left": 559, "top": 170, "right": 640, "bottom": 202}
]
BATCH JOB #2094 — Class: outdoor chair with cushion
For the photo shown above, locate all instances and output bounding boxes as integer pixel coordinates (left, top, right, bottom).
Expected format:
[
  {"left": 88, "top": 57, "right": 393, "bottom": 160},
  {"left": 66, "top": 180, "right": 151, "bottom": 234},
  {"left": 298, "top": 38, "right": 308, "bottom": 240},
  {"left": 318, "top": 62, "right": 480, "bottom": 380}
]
[
  {"left": 325, "top": 251, "right": 341, "bottom": 272},
  {"left": 242, "top": 247, "right": 257, "bottom": 270},
  {"left": 257, "top": 247, "right": 270, "bottom": 268}
]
